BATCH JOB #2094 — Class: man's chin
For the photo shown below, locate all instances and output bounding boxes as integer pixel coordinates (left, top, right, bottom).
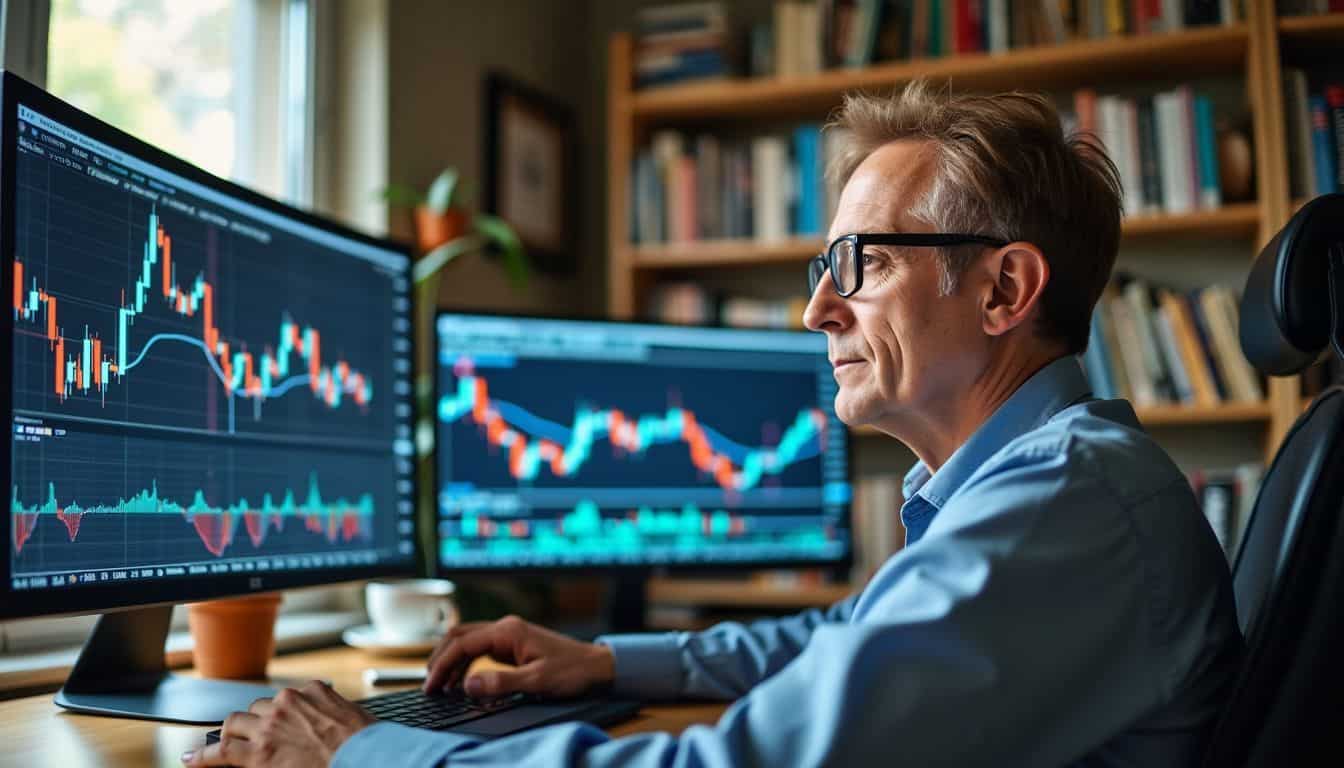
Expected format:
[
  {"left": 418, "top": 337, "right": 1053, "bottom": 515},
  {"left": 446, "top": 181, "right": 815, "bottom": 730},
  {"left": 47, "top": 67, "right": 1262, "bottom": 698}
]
[{"left": 832, "top": 393, "right": 875, "bottom": 428}]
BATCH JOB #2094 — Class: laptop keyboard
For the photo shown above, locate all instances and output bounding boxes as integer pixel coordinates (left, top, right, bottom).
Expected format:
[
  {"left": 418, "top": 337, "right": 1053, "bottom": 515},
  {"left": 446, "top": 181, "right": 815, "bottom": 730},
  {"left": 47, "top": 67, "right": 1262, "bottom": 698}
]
[{"left": 357, "top": 688, "right": 535, "bottom": 730}]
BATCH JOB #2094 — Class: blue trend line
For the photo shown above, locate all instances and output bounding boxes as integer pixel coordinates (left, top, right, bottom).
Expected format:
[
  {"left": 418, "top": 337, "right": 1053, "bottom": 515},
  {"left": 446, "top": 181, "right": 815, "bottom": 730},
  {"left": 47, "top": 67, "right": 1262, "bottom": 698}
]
[
  {"left": 486, "top": 397, "right": 799, "bottom": 465},
  {"left": 122, "top": 332, "right": 310, "bottom": 403}
]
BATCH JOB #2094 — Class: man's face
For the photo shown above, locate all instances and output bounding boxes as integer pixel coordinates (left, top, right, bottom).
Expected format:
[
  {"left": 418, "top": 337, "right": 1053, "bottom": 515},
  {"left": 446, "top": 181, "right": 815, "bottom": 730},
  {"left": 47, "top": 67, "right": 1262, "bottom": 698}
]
[{"left": 803, "top": 140, "right": 989, "bottom": 429}]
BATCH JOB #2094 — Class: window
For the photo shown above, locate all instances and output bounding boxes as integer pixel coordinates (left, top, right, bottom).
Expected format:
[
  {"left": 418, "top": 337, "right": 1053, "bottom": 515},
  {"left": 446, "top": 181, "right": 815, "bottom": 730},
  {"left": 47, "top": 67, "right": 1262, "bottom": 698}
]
[{"left": 45, "top": 0, "right": 315, "bottom": 204}]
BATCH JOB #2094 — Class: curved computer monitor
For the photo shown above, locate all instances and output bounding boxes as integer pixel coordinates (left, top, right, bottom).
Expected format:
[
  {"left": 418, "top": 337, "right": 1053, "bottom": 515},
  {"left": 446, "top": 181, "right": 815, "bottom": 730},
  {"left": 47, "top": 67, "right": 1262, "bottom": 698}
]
[
  {"left": 0, "top": 72, "right": 418, "bottom": 721},
  {"left": 432, "top": 312, "right": 852, "bottom": 580}
]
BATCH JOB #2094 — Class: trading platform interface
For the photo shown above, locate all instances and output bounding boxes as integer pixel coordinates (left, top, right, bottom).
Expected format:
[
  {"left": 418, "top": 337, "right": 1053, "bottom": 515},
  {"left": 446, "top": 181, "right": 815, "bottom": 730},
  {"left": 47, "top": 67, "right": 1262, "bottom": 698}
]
[
  {"left": 8, "top": 104, "right": 416, "bottom": 592},
  {"left": 435, "top": 314, "right": 851, "bottom": 569}
]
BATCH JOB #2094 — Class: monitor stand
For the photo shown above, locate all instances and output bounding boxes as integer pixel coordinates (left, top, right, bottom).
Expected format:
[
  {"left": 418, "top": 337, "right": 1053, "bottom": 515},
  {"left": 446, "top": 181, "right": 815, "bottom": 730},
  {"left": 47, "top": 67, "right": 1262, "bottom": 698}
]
[{"left": 54, "top": 605, "right": 278, "bottom": 724}]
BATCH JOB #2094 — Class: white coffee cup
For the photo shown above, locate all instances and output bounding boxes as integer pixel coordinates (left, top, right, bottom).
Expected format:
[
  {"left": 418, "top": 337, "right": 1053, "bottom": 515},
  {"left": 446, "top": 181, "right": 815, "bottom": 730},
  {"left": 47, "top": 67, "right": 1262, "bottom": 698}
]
[{"left": 365, "top": 579, "right": 458, "bottom": 644}]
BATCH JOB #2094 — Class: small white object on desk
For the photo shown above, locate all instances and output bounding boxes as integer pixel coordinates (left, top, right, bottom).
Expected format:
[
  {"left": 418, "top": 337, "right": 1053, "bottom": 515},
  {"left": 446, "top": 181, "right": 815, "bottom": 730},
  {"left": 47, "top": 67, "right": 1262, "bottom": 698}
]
[
  {"left": 362, "top": 667, "right": 429, "bottom": 686},
  {"left": 342, "top": 624, "right": 439, "bottom": 657}
]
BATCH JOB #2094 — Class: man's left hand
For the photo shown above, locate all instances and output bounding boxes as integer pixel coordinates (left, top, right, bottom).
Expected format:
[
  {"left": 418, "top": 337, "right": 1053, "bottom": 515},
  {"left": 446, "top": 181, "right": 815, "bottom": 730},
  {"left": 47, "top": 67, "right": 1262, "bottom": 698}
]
[{"left": 182, "top": 680, "right": 375, "bottom": 767}]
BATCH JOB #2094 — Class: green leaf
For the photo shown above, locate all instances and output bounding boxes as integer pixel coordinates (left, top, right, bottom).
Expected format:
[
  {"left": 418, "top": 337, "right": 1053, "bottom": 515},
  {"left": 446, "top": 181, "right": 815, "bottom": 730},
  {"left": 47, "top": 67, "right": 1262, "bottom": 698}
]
[
  {"left": 377, "top": 183, "right": 424, "bottom": 209},
  {"left": 474, "top": 214, "right": 530, "bottom": 289},
  {"left": 424, "top": 168, "right": 460, "bottom": 215},
  {"left": 412, "top": 233, "right": 485, "bottom": 284}
]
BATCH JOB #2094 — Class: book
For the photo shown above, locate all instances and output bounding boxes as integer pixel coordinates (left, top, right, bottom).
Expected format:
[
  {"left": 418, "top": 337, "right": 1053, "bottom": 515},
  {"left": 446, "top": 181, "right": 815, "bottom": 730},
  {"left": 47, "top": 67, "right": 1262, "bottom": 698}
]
[
  {"left": 1193, "top": 94, "right": 1222, "bottom": 209},
  {"left": 1159, "top": 290, "right": 1221, "bottom": 407},
  {"left": 1309, "top": 95, "right": 1339, "bottom": 195},
  {"left": 1283, "top": 69, "right": 1317, "bottom": 201}
]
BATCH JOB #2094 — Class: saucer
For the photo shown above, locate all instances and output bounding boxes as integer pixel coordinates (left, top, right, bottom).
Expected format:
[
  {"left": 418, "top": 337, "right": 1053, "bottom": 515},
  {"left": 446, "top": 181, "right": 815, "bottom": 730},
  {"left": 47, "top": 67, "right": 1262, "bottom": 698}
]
[{"left": 342, "top": 624, "right": 440, "bottom": 656}]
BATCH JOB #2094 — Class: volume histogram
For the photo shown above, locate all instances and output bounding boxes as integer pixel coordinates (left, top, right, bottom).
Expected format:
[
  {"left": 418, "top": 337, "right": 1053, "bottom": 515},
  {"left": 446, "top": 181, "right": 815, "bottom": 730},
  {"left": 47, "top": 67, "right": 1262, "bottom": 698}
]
[
  {"left": 9, "top": 427, "right": 399, "bottom": 575},
  {"left": 12, "top": 474, "right": 373, "bottom": 558}
]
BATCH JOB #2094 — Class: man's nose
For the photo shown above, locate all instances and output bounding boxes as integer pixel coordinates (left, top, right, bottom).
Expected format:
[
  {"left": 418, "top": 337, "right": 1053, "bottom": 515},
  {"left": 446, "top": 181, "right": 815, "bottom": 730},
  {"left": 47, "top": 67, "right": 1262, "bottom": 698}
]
[{"left": 803, "top": 269, "right": 846, "bottom": 332}]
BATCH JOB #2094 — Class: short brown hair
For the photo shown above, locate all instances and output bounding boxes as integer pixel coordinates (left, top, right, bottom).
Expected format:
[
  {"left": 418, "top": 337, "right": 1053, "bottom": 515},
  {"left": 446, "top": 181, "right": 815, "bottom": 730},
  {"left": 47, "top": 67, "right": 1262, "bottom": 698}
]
[{"left": 828, "top": 80, "right": 1122, "bottom": 355}]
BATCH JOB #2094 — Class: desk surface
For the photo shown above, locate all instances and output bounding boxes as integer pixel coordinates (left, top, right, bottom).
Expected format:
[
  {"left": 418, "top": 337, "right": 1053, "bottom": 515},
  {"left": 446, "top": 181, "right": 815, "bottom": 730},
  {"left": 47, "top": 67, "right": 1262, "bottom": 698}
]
[{"left": 0, "top": 646, "right": 726, "bottom": 768}]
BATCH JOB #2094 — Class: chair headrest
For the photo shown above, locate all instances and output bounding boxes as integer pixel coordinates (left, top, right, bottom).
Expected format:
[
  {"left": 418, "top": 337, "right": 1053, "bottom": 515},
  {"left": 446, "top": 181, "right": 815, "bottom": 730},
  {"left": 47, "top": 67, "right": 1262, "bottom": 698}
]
[{"left": 1239, "top": 194, "right": 1344, "bottom": 376}]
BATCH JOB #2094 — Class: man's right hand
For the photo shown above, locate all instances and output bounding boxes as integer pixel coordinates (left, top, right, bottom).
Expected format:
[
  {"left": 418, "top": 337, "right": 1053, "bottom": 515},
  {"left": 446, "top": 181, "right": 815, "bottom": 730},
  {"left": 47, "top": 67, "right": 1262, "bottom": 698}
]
[{"left": 423, "top": 615, "right": 616, "bottom": 699}]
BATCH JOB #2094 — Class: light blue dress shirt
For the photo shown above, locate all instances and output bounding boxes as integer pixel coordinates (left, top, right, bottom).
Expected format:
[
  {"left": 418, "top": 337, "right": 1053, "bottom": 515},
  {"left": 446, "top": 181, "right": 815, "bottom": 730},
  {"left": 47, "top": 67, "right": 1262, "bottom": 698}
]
[{"left": 334, "top": 356, "right": 1242, "bottom": 767}]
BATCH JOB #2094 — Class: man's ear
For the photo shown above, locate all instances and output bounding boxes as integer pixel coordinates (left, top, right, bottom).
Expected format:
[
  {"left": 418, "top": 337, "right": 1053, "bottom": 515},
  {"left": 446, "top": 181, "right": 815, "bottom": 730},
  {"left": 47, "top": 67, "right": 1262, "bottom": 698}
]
[{"left": 980, "top": 243, "right": 1049, "bottom": 338}]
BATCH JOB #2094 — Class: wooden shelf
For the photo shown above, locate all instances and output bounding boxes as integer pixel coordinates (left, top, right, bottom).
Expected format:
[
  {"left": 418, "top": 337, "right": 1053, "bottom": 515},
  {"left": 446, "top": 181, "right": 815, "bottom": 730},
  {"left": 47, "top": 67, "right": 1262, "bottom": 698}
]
[
  {"left": 630, "top": 25, "right": 1249, "bottom": 123},
  {"left": 631, "top": 204, "right": 1261, "bottom": 270},
  {"left": 848, "top": 401, "right": 1272, "bottom": 437},
  {"left": 634, "top": 236, "right": 821, "bottom": 269},
  {"left": 647, "top": 577, "right": 854, "bottom": 609},
  {"left": 1134, "top": 401, "right": 1273, "bottom": 425},
  {"left": 1278, "top": 12, "right": 1344, "bottom": 43},
  {"left": 1119, "top": 202, "right": 1261, "bottom": 238}
]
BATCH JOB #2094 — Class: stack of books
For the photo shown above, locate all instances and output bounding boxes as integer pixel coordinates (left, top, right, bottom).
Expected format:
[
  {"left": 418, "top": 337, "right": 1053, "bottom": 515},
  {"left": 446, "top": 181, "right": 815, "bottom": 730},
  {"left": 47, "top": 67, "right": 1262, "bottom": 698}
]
[
  {"left": 1081, "top": 276, "right": 1264, "bottom": 408},
  {"left": 766, "top": 0, "right": 1242, "bottom": 77},
  {"left": 1282, "top": 70, "right": 1344, "bottom": 198},
  {"left": 634, "top": 3, "right": 731, "bottom": 89},
  {"left": 631, "top": 127, "right": 844, "bottom": 245},
  {"left": 1067, "top": 86, "right": 1225, "bottom": 218}
]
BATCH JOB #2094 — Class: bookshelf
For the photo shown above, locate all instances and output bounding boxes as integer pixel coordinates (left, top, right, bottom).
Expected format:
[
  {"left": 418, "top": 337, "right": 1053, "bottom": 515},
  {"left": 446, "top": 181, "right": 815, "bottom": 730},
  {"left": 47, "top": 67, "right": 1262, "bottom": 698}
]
[
  {"left": 628, "top": 24, "right": 1251, "bottom": 122},
  {"left": 631, "top": 202, "right": 1263, "bottom": 269},
  {"left": 607, "top": 5, "right": 1340, "bottom": 605}
]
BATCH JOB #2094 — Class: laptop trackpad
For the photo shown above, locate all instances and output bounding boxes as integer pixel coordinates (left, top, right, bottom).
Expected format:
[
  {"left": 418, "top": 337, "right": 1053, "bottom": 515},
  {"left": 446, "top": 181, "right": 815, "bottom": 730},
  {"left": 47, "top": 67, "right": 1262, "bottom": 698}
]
[{"left": 449, "top": 702, "right": 591, "bottom": 738}]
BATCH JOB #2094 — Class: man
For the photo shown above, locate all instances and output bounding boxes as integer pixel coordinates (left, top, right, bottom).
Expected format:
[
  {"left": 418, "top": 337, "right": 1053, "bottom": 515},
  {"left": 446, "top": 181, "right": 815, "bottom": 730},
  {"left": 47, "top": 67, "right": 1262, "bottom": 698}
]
[{"left": 184, "top": 80, "right": 1241, "bottom": 768}]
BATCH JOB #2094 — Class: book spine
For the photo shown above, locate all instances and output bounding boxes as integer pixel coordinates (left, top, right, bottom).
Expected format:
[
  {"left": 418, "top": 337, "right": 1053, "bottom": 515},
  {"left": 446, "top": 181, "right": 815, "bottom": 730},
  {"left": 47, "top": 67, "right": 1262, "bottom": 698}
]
[
  {"left": 1309, "top": 95, "right": 1339, "bottom": 195},
  {"left": 1122, "top": 98, "right": 1146, "bottom": 215},
  {"left": 1194, "top": 95, "right": 1222, "bottom": 209},
  {"left": 1138, "top": 96, "right": 1164, "bottom": 213},
  {"left": 1185, "top": 290, "right": 1227, "bottom": 401},
  {"left": 1154, "top": 306, "right": 1194, "bottom": 403},
  {"left": 1283, "top": 69, "right": 1315, "bottom": 200},
  {"left": 1328, "top": 85, "right": 1344, "bottom": 192}
]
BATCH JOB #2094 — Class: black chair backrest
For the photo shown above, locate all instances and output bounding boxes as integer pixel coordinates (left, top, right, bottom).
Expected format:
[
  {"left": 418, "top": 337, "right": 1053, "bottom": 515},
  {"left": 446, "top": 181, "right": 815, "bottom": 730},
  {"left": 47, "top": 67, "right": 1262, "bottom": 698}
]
[{"left": 1202, "top": 193, "right": 1344, "bottom": 767}]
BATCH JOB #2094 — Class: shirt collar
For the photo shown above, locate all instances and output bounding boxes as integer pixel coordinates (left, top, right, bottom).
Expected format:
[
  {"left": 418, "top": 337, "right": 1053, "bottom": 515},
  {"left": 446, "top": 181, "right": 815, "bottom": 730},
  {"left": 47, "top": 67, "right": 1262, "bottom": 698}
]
[{"left": 901, "top": 356, "right": 1092, "bottom": 509}]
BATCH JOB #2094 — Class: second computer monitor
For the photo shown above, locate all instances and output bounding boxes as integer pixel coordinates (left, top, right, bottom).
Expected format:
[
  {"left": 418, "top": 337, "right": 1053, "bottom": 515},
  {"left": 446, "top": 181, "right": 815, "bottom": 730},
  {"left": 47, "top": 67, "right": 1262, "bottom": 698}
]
[{"left": 433, "top": 313, "right": 851, "bottom": 571}]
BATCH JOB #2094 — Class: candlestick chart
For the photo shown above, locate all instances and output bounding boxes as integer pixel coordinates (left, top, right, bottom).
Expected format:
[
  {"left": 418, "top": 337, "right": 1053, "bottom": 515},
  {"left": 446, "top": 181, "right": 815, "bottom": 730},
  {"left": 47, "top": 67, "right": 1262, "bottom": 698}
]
[
  {"left": 434, "top": 317, "right": 851, "bottom": 569},
  {"left": 10, "top": 152, "right": 400, "bottom": 442},
  {"left": 7, "top": 104, "right": 416, "bottom": 586}
]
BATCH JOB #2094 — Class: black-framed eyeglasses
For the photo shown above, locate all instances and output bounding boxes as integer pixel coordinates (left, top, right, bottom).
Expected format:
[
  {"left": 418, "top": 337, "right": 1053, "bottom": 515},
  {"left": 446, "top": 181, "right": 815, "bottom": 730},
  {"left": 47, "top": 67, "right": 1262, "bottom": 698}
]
[{"left": 808, "top": 232, "right": 1010, "bottom": 298}]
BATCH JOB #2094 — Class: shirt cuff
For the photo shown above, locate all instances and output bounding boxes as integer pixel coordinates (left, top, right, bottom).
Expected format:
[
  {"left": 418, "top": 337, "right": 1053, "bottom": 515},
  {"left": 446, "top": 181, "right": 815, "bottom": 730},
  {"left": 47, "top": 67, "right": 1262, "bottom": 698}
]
[
  {"left": 332, "top": 721, "right": 481, "bottom": 768},
  {"left": 594, "top": 632, "right": 685, "bottom": 700}
]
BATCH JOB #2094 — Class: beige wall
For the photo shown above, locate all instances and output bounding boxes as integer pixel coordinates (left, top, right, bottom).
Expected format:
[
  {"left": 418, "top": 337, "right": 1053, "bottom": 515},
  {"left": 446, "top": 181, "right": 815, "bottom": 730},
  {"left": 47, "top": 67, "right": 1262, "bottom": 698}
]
[{"left": 386, "top": 0, "right": 597, "bottom": 315}]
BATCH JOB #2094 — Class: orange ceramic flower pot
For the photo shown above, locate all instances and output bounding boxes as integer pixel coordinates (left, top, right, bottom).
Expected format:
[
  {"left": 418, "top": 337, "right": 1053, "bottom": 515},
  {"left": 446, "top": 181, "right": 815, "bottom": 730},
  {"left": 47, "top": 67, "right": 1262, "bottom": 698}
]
[
  {"left": 187, "top": 592, "right": 282, "bottom": 680},
  {"left": 413, "top": 206, "right": 468, "bottom": 254}
]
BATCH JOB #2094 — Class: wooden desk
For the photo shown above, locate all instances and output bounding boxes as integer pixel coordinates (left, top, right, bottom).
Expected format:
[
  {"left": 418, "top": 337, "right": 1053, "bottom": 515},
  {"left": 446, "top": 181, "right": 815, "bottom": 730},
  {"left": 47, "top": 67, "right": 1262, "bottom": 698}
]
[{"left": 0, "top": 646, "right": 726, "bottom": 768}]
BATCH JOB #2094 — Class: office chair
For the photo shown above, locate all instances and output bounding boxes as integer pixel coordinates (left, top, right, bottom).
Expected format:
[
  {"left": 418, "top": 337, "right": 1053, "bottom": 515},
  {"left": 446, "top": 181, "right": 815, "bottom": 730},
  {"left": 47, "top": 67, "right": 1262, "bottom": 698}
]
[{"left": 1200, "top": 193, "right": 1344, "bottom": 767}]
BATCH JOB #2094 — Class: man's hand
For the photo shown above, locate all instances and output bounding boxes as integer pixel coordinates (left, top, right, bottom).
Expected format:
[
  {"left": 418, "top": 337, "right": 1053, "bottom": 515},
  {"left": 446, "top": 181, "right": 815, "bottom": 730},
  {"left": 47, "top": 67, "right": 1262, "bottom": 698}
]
[
  {"left": 423, "top": 614, "right": 615, "bottom": 698},
  {"left": 181, "top": 680, "right": 375, "bottom": 768}
]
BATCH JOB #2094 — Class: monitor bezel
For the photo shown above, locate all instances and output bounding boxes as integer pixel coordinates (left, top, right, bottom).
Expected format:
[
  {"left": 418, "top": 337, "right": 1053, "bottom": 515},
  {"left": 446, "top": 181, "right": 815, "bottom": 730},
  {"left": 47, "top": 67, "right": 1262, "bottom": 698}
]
[
  {"left": 430, "top": 308, "right": 855, "bottom": 578},
  {"left": 0, "top": 71, "right": 421, "bottom": 621}
]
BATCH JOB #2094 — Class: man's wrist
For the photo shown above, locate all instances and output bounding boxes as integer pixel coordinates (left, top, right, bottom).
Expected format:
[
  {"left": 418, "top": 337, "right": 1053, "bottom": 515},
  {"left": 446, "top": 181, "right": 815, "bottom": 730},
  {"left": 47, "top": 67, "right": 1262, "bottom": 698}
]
[{"left": 588, "top": 641, "right": 617, "bottom": 687}]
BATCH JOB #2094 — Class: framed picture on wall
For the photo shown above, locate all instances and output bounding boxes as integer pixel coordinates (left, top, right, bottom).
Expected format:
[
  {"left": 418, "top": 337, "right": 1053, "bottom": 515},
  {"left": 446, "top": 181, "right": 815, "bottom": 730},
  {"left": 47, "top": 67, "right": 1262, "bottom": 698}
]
[{"left": 483, "top": 72, "right": 577, "bottom": 275}]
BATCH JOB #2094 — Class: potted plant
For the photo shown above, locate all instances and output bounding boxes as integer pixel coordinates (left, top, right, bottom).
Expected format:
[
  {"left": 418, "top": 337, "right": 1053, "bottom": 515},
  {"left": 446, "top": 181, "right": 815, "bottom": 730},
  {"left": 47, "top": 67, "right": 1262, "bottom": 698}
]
[
  {"left": 379, "top": 167, "right": 529, "bottom": 289},
  {"left": 380, "top": 168, "right": 530, "bottom": 575}
]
